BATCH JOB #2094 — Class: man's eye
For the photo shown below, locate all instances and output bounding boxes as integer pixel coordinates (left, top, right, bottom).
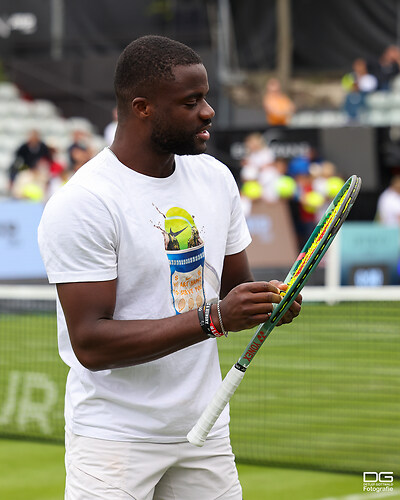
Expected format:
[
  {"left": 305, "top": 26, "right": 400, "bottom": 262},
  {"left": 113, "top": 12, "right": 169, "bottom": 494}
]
[{"left": 185, "top": 102, "right": 197, "bottom": 108}]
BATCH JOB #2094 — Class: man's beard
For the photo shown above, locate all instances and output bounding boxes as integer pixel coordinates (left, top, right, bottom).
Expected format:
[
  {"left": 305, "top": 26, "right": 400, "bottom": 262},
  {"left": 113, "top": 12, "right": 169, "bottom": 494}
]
[{"left": 150, "top": 115, "right": 209, "bottom": 156}]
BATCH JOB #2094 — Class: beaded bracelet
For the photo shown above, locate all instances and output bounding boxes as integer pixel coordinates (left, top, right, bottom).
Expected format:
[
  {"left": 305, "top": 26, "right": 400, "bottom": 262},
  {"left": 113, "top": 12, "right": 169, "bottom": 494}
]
[{"left": 217, "top": 299, "right": 229, "bottom": 337}]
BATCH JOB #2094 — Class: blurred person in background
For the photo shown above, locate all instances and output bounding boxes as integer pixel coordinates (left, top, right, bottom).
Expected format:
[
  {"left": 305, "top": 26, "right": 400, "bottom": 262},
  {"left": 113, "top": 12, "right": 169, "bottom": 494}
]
[
  {"left": 240, "top": 156, "right": 290, "bottom": 216},
  {"left": 262, "top": 77, "right": 295, "bottom": 127},
  {"left": 310, "top": 161, "right": 337, "bottom": 196},
  {"left": 259, "top": 156, "right": 289, "bottom": 203},
  {"left": 104, "top": 106, "right": 118, "bottom": 145},
  {"left": 376, "top": 174, "right": 400, "bottom": 226},
  {"left": 368, "top": 45, "right": 400, "bottom": 91},
  {"left": 46, "top": 159, "right": 74, "bottom": 201},
  {"left": 240, "top": 132, "right": 275, "bottom": 184},
  {"left": 239, "top": 132, "right": 277, "bottom": 212},
  {"left": 286, "top": 148, "right": 326, "bottom": 250},
  {"left": 47, "top": 132, "right": 93, "bottom": 199},
  {"left": 8, "top": 130, "right": 51, "bottom": 190},
  {"left": 310, "top": 161, "right": 343, "bottom": 220},
  {"left": 342, "top": 58, "right": 377, "bottom": 122},
  {"left": 67, "top": 129, "right": 94, "bottom": 171},
  {"left": 291, "top": 169, "right": 317, "bottom": 250},
  {"left": 10, "top": 157, "right": 49, "bottom": 202},
  {"left": 287, "top": 146, "right": 322, "bottom": 182}
]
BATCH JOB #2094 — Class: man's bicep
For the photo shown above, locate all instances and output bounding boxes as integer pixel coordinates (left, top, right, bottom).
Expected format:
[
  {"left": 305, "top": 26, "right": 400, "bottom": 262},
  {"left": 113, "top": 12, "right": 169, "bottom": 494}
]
[
  {"left": 56, "top": 280, "right": 117, "bottom": 352},
  {"left": 220, "top": 250, "right": 254, "bottom": 298}
]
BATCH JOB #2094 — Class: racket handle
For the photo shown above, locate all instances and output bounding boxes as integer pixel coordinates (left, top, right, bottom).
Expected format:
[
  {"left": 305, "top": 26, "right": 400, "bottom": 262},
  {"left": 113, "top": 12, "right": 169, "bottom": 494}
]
[{"left": 187, "top": 364, "right": 246, "bottom": 447}]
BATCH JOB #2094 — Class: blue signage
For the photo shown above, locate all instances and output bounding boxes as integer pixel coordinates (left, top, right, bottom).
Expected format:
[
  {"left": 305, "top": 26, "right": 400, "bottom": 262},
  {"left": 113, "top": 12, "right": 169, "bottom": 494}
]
[
  {"left": 340, "top": 222, "right": 400, "bottom": 285},
  {"left": 0, "top": 200, "right": 46, "bottom": 279}
]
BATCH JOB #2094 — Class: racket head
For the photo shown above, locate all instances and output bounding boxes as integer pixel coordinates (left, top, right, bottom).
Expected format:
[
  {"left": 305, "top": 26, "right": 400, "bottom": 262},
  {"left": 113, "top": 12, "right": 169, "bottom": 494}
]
[
  {"left": 237, "top": 175, "right": 361, "bottom": 368},
  {"left": 277, "top": 174, "right": 361, "bottom": 310},
  {"left": 285, "top": 175, "right": 361, "bottom": 283}
]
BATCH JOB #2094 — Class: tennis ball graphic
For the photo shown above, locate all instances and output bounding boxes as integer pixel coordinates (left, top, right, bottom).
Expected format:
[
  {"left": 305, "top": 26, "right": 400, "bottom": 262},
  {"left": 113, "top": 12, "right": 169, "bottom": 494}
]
[{"left": 165, "top": 207, "right": 196, "bottom": 250}]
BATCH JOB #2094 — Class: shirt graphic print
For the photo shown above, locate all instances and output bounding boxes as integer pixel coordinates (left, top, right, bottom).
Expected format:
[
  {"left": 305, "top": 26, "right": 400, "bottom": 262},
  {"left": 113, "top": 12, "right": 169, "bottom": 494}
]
[{"left": 154, "top": 206, "right": 205, "bottom": 314}]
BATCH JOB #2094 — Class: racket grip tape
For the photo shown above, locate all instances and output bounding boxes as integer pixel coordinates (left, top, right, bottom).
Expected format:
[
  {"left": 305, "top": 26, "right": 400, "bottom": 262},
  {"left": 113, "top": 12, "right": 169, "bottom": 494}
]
[{"left": 187, "top": 364, "right": 246, "bottom": 447}]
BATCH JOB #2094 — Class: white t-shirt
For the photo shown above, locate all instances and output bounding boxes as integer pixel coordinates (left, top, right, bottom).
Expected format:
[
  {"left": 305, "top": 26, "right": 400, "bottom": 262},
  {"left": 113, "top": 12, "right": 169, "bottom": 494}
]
[{"left": 38, "top": 148, "right": 251, "bottom": 443}]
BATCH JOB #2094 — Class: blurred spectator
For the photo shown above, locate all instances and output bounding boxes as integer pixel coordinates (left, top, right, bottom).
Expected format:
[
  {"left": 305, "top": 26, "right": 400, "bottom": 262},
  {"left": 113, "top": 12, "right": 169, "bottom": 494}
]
[
  {"left": 285, "top": 149, "right": 326, "bottom": 250},
  {"left": 68, "top": 130, "right": 94, "bottom": 171},
  {"left": 368, "top": 45, "right": 400, "bottom": 91},
  {"left": 259, "top": 157, "right": 288, "bottom": 203},
  {"left": 376, "top": 175, "right": 400, "bottom": 226},
  {"left": 310, "top": 161, "right": 343, "bottom": 219},
  {"left": 342, "top": 58, "right": 378, "bottom": 93},
  {"left": 9, "top": 130, "right": 51, "bottom": 188},
  {"left": 10, "top": 158, "right": 49, "bottom": 202},
  {"left": 310, "top": 161, "right": 337, "bottom": 194},
  {"left": 47, "top": 166, "right": 74, "bottom": 200},
  {"left": 47, "top": 144, "right": 65, "bottom": 179},
  {"left": 45, "top": 146, "right": 70, "bottom": 200},
  {"left": 291, "top": 170, "right": 317, "bottom": 250},
  {"left": 262, "top": 78, "right": 295, "bottom": 127},
  {"left": 287, "top": 155, "right": 311, "bottom": 178},
  {"left": 46, "top": 131, "right": 94, "bottom": 200},
  {"left": 240, "top": 132, "right": 275, "bottom": 183},
  {"left": 104, "top": 106, "right": 118, "bottom": 146},
  {"left": 287, "top": 146, "right": 321, "bottom": 179},
  {"left": 342, "top": 58, "right": 377, "bottom": 121},
  {"left": 239, "top": 132, "right": 273, "bottom": 214}
]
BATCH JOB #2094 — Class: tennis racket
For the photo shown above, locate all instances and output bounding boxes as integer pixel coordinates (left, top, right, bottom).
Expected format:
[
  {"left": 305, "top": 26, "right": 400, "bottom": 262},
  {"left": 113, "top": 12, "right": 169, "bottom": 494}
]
[{"left": 187, "top": 174, "right": 362, "bottom": 446}]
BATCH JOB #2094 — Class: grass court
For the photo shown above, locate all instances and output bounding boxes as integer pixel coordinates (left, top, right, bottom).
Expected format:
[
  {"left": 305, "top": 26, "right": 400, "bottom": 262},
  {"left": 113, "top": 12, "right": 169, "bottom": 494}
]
[{"left": 0, "top": 299, "right": 399, "bottom": 497}]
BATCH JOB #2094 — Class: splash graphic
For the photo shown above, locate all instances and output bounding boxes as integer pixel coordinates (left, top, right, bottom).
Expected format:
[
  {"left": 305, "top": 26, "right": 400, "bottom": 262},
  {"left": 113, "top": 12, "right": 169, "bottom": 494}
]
[{"left": 154, "top": 205, "right": 205, "bottom": 314}]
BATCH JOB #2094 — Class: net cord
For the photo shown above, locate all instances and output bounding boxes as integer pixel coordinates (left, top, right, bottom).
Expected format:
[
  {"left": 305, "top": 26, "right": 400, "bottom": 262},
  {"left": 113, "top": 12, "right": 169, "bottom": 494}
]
[{"left": 1, "top": 284, "right": 399, "bottom": 303}]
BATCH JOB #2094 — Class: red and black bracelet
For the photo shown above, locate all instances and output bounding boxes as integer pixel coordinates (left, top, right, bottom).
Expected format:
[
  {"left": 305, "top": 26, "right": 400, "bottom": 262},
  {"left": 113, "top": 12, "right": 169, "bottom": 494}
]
[{"left": 197, "top": 303, "right": 225, "bottom": 338}]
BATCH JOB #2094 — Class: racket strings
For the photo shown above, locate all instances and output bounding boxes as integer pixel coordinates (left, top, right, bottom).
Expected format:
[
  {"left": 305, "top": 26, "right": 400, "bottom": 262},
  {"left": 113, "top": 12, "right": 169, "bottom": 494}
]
[{"left": 282, "top": 187, "right": 349, "bottom": 295}]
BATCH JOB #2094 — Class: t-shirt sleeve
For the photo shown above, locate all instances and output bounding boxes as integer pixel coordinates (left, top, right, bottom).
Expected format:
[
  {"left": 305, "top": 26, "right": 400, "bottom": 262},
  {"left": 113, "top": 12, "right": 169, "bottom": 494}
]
[
  {"left": 223, "top": 166, "right": 252, "bottom": 256},
  {"left": 38, "top": 186, "right": 118, "bottom": 284}
]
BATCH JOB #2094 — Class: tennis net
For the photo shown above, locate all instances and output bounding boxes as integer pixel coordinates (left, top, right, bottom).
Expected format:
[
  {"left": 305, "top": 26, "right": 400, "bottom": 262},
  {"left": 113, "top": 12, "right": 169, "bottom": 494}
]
[
  {"left": 0, "top": 285, "right": 66, "bottom": 442},
  {"left": 221, "top": 285, "right": 400, "bottom": 475},
  {"left": 0, "top": 284, "right": 399, "bottom": 475}
]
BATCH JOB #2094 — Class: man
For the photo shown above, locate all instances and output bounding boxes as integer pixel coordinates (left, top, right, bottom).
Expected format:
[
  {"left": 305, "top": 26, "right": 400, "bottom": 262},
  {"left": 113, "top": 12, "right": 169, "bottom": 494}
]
[
  {"left": 9, "top": 129, "right": 51, "bottom": 188},
  {"left": 67, "top": 129, "right": 94, "bottom": 172},
  {"left": 376, "top": 174, "right": 400, "bottom": 226},
  {"left": 38, "top": 35, "right": 302, "bottom": 499},
  {"left": 262, "top": 77, "right": 295, "bottom": 127}
]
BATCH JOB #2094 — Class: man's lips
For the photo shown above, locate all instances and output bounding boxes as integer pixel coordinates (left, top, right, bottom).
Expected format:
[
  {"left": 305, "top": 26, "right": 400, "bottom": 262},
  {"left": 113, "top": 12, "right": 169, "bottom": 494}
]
[{"left": 195, "top": 124, "right": 212, "bottom": 141}]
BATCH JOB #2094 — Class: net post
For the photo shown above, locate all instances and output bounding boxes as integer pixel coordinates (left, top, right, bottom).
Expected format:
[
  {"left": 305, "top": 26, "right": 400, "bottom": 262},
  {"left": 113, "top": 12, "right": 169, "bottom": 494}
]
[{"left": 324, "top": 230, "right": 341, "bottom": 290}]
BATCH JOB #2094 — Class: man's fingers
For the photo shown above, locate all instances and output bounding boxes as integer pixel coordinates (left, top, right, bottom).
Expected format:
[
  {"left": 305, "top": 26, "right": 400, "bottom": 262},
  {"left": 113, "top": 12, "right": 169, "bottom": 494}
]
[
  {"left": 244, "top": 281, "right": 281, "bottom": 295},
  {"left": 221, "top": 280, "right": 302, "bottom": 332},
  {"left": 251, "top": 290, "right": 282, "bottom": 305}
]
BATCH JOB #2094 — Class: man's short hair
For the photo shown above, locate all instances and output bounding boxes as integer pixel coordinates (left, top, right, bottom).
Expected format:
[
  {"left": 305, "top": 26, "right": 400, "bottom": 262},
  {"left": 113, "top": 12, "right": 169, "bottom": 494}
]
[{"left": 114, "top": 35, "right": 202, "bottom": 119}]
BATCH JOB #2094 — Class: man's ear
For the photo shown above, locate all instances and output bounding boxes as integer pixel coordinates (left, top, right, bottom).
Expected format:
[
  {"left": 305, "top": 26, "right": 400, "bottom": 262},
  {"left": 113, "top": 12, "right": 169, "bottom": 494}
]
[{"left": 131, "top": 97, "right": 151, "bottom": 118}]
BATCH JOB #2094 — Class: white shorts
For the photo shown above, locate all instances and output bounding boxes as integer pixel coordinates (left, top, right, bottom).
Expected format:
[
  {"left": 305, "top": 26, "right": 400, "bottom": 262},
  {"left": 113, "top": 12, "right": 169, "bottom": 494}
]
[{"left": 65, "top": 431, "right": 242, "bottom": 500}]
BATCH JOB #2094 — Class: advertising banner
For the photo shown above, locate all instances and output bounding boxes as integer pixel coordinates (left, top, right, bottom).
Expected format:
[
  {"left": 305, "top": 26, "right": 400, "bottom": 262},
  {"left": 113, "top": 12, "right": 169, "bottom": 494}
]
[
  {"left": 340, "top": 222, "right": 400, "bottom": 286},
  {"left": 0, "top": 200, "right": 46, "bottom": 280}
]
